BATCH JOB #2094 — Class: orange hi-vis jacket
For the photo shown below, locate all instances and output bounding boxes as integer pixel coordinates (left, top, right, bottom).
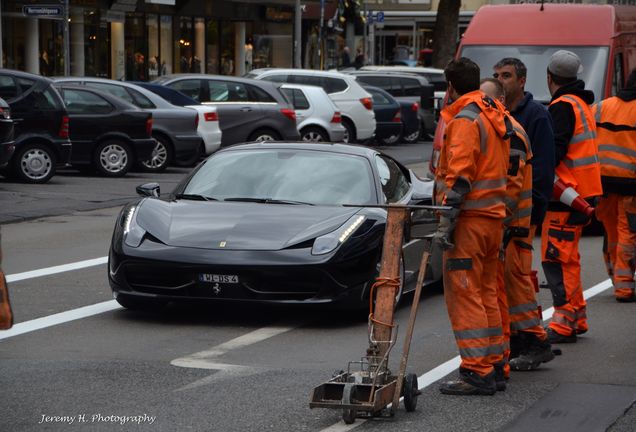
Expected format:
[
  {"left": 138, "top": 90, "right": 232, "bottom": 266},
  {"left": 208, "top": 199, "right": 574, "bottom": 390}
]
[
  {"left": 503, "top": 113, "right": 533, "bottom": 229},
  {"left": 549, "top": 94, "right": 602, "bottom": 200},
  {"left": 435, "top": 90, "right": 510, "bottom": 219},
  {"left": 593, "top": 96, "right": 636, "bottom": 180}
]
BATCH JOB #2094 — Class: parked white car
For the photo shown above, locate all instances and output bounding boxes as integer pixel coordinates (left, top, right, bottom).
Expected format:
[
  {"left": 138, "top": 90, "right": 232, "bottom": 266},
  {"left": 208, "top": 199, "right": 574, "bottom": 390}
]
[
  {"left": 246, "top": 68, "right": 375, "bottom": 143},
  {"left": 279, "top": 84, "right": 345, "bottom": 142},
  {"left": 184, "top": 104, "right": 222, "bottom": 154}
]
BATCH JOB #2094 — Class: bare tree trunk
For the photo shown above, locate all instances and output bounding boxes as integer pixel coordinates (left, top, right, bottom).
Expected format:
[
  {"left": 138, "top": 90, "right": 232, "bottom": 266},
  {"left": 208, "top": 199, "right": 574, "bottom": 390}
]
[{"left": 432, "top": 0, "right": 461, "bottom": 69}]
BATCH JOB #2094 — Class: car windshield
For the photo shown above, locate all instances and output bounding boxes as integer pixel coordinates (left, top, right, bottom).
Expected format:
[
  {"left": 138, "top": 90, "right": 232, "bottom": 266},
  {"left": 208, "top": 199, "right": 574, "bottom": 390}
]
[
  {"left": 183, "top": 149, "right": 376, "bottom": 206},
  {"left": 460, "top": 45, "right": 609, "bottom": 103}
]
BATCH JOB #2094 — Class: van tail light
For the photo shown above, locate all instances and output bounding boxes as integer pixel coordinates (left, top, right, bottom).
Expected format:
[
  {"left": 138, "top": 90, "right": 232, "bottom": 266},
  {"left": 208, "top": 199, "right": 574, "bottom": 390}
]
[
  {"left": 330, "top": 111, "right": 342, "bottom": 123},
  {"left": 59, "top": 115, "right": 69, "bottom": 139},
  {"left": 195, "top": 113, "right": 199, "bottom": 128},
  {"left": 280, "top": 108, "right": 296, "bottom": 122},
  {"left": 411, "top": 102, "right": 419, "bottom": 112},
  {"left": 146, "top": 117, "right": 153, "bottom": 137},
  {"left": 392, "top": 109, "right": 402, "bottom": 123},
  {"left": 204, "top": 111, "right": 218, "bottom": 121},
  {"left": 360, "top": 97, "right": 373, "bottom": 110}
]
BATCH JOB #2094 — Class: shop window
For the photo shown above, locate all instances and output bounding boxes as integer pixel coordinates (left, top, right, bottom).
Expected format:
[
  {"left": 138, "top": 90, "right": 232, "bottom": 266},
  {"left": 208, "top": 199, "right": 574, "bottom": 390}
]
[
  {"left": 206, "top": 19, "right": 220, "bottom": 74},
  {"left": 176, "top": 17, "right": 195, "bottom": 74},
  {"left": 125, "top": 13, "right": 148, "bottom": 81},
  {"left": 147, "top": 15, "right": 160, "bottom": 81},
  {"left": 160, "top": 16, "right": 173, "bottom": 76}
]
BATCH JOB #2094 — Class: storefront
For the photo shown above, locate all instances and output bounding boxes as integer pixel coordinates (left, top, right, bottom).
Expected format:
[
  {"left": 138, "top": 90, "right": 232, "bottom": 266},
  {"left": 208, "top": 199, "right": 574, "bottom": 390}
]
[{"left": 1, "top": 0, "right": 294, "bottom": 80}]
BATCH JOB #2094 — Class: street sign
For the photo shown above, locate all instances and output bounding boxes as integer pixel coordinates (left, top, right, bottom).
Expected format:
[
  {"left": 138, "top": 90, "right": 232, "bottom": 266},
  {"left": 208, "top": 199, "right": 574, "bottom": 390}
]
[
  {"left": 376, "top": 11, "right": 385, "bottom": 23},
  {"left": 22, "top": 5, "right": 64, "bottom": 19}
]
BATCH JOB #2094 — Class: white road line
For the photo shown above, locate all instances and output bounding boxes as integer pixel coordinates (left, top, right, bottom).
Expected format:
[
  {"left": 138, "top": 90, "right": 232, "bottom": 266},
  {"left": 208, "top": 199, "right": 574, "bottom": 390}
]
[
  {"left": 317, "top": 278, "right": 614, "bottom": 431},
  {"left": 5, "top": 256, "right": 108, "bottom": 283},
  {"left": 0, "top": 300, "right": 121, "bottom": 341}
]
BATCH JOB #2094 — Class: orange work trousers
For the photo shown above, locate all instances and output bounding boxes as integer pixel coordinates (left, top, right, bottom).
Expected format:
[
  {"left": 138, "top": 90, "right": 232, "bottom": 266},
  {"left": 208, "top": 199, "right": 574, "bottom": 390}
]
[
  {"left": 496, "top": 225, "right": 548, "bottom": 376},
  {"left": 596, "top": 194, "right": 636, "bottom": 299},
  {"left": 541, "top": 211, "right": 587, "bottom": 337},
  {"left": 444, "top": 216, "right": 504, "bottom": 377}
]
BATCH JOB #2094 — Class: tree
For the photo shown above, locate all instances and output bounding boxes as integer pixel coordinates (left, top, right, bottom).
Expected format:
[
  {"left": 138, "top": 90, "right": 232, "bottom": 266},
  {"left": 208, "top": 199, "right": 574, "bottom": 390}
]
[{"left": 431, "top": 0, "right": 461, "bottom": 69}]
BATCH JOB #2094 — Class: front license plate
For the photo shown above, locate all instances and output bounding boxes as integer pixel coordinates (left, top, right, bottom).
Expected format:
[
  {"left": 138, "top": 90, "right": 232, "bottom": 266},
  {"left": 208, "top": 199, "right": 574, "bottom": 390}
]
[{"left": 199, "top": 274, "right": 239, "bottom": 284}]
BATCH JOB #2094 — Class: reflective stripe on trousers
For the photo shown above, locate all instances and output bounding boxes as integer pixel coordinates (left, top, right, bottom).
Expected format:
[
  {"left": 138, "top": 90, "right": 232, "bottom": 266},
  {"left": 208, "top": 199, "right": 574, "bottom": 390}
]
[{"left": 444, "top": 216, "right": 504, "bottom": 377}]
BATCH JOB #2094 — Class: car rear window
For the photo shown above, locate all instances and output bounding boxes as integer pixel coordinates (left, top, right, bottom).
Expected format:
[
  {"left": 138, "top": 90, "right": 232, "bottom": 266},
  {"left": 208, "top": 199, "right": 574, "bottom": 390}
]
[
  {"left": 368, "top": 89, "right": 391, "bottom": 106},
  {"left": 248, "top": 85, "right": 276, "bottom": 103},
  {"left": 128, "top": 88, "right": 156, "bottom": 109},
  {"left": 401, "top": 78, "right": 422, "bottom": 97},
  {"left": 17, "top": 77, "right": 36, "bottom": 93},
  {"left": 62, "top": 88, "right": 113, "bottom": 114},
  {"left": 323, "top": 78, "right": 348, "bottom": 94},
  {"left": 40, "top": 86, "right": 64, "bottom": 111},
  {"left": 281, "top": 88, "right": 310, "bottom": 110},
  {"left": 0, "top": 76, "right": 19, "bottom": 100}
]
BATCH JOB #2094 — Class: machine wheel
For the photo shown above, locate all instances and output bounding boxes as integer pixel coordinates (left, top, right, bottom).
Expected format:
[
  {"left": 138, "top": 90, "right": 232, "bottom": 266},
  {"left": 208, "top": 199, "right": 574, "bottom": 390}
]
[
  {"left": 248, "top": 129, "right": 281, "bottom": 142},
  {"left": 94, "top": 140, "right": 132, "bottom": 177},
  {"left": 403, "top": 373, "right": 419, "bottom": 412},
  {"left": 342, "top": 383, "right": 357, "bottom": 424},
  {"left": 140, "top": 134, "right": 172, "bottom": 172},
  {"left": 13, "top": 143, "right": 56, "bottom": 184},
  {"left": 301, "top": 126, "right": 329, "bottom": 142}
]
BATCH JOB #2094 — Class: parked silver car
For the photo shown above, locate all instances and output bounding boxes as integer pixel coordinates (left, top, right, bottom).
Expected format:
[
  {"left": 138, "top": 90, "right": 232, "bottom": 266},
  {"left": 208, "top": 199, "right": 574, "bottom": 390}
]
[
  {"left": 152, "top": 74, "right": 300, "bottom": 146},
  {"left": 279, "top": 84, "right": 345, "bottom": 143},
  {"left": 52, "top": 77, "right": 202, "bottom": 172}
]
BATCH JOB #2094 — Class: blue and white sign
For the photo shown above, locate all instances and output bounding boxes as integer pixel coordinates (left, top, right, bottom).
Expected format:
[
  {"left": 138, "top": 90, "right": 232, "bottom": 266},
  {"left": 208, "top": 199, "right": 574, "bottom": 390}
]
[
  {"left": 376, "top": 11, "right": 385, "bottom": 23},
  {"left": 22, "top": 5, "right": 64, "bottom": 19}
]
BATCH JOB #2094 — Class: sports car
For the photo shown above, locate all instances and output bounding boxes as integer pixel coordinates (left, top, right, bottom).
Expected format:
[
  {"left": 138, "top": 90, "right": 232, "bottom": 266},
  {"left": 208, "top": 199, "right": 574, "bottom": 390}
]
[{"left": 108, "top": 142, "right": 441, "bottom": 311}]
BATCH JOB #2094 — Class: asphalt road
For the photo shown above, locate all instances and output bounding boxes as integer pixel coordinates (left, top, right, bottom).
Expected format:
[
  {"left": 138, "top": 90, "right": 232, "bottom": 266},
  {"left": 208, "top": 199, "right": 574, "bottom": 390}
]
[{"left": 1, "top": 141, "right": 635, "bottom": 431}]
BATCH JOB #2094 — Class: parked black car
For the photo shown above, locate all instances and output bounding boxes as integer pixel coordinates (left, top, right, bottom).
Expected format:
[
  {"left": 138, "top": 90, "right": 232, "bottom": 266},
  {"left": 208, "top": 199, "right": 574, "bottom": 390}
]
[
  {"left": 346, "top": 71, "right": 435, "bottom": 140},
  {"left": 0, "top": 97, "right": 15, "bottom": 169},
  {"left": 0, "top": 69, "right": 71, "bottom": 183},
  {"left": 362, "top": 86, "right": 420, "bottom": 146},
  {"left": 54, "top": 85, "right": 156, "bottom": 177}
]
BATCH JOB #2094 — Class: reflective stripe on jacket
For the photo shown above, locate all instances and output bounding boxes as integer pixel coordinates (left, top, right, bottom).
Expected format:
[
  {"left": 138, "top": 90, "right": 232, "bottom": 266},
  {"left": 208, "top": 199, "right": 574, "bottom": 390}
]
[
  {"left": 503, "top": 115, "right": 533, "bottom": 228},
  {"left": 435, "top": 90, "right": 510, "bottom": 219},
  {"left": 592, "top": 97, "right": 636, "bottom": 180},
  {"left": 549, "top": 94, "right": 602, "bottom": 199}
]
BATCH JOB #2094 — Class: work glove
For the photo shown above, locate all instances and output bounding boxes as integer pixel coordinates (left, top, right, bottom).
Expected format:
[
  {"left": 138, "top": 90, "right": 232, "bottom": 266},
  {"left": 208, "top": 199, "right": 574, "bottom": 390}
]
[{"left": 433, "top": 208, "right": 460, "bottom": 251}]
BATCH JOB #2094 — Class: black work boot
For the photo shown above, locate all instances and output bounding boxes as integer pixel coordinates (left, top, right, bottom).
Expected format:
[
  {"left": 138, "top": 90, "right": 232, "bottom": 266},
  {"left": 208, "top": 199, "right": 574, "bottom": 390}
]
[
  {"left": 546, "top": 327, "right": 577, "bottom": 344},
  {"left": 493, "top": 362, "right": 507, "bottom": 391},
  {"left": 439, "top": 368, "right": 497, "bottom": 396},
  {"left": 509, "top": 333, "right": 556, "bottom": 371},
  {"left": 616, "top": 294, "right": 636, "bottom": 303}
]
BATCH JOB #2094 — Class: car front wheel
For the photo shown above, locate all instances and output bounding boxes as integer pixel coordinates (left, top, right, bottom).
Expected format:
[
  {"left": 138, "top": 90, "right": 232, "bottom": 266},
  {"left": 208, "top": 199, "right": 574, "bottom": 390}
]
[
  {"left": 13, "top": 143, "right": 56, "bottom": 184},
  {"left": 94, "top": 140, "right": 132, "bottom": 177}
]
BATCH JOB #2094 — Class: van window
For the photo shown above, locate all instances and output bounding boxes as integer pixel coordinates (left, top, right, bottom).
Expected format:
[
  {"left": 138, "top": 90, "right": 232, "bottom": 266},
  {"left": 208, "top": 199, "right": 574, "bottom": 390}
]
[
  {"left": 170, "top": 79, "right": 201, "bottom": 101},
  {"left": 461, "top": 45, "right": 609, "bottom": 103},
  {"left": 356, "top": 76, "right": 387, "bottom": 90},
  {"left": 281, "top": 88, "right": 310, "bottom": 110},
  {"left": 0, "top": 76, "right": 19, "bottom": 100},
  {"left": 207, "top": 81, "right": 249, "bottom": 102},
  {"left": 289, "top": 75, "right": 322, "bottom": 87},
  {"left": 402, "top": 78, "right": 422, "bottom": 97}
]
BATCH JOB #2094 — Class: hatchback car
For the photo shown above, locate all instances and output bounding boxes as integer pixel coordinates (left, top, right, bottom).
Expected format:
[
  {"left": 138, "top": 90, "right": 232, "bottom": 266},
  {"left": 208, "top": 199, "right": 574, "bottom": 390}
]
[
  {"left": 0, "top": 69, "right": 71, "bottom": 183},
  {"left": 53, "top": 77, "right": 202, "bottom": 172},
  {"left": 108, "top": 142, "right": 439, "bottom": 311},
  {"left": 0, "top": 98, "right": 15, "bottom": 169},
  {"left": 152, "top": 74, "right": 300, "bottom": 146},
  {"left": 279, "top": 84, "right": 345, "bottom": 142},
  {"left": 246, "top": 69, "right": 376, "bottom": 143},
  {"left": 55, "top": 85, "right": 156, "bottom": 177}
]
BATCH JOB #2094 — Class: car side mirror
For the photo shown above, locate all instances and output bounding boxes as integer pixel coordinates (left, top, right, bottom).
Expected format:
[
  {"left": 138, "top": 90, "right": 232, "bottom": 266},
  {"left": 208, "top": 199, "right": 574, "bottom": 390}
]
[{"left": 136, "top": 182, "right": 160, "bottom": 198}]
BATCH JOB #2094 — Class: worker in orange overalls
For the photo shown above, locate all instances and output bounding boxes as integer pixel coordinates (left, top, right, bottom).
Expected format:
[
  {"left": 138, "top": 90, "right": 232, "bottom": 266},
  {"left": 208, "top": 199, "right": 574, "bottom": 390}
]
[
  {"left": 593, "top": 68, "right": 636, "bottom": 302},
  {"left": 543, "top": 50, "right": 602, "bottom": 343},
  {"left": 480, "top": 78, "right": 555, "bottom": 385},
  {"left": 434, "top": 58, "right": 509, "bottom": 396}
]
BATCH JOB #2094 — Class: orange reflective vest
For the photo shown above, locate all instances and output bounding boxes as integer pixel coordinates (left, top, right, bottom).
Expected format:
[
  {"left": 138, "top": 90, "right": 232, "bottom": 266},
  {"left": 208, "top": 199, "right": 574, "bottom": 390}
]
[
  {"left": 435, "top": 90, "right": 510, "bottom": 219},
  {"left": 549, "top": 94, "right": 602, "bottom": 199},
  {"left": 592, "top": 96, "right": 636, "bottom": 180},
  {"left": 504, "top": 114, "right": 533, "bottom": 229}
]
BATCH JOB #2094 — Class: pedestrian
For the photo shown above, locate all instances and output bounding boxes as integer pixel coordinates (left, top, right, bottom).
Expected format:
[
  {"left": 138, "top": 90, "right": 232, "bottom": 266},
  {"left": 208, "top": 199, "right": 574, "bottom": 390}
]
[
  {"left": 434, "top": 58, "right": 510, "bottom": 396},
  {"left": 342, "top": 46, "right": 351, "bottom": 68},
  {"left": 542, "top": 50, "right": 602, "bottom": 343},
  {"left": 493, "top": 58, "right": 556, "bottom": 369},
  {"left": 593, "top": 68, "right": 636, "bottom": 303},
  {"left": 354, "top": 49, "right": 364, "bottom": 69}
]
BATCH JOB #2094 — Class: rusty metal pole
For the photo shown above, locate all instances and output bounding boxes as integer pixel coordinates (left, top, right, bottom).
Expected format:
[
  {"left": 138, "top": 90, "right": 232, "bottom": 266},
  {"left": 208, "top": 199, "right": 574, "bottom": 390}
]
[{"left": 369, "top": 206, "right": 408, "bottom": 359}]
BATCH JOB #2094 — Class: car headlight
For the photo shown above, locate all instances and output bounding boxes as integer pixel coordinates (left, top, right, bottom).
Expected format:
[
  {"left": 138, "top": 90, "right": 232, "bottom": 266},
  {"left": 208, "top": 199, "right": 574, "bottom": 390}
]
[
  {"left": 311, "top": 215, "right": 366, "bottom": 256},
  {"left": 122, "top": 205, "right": 145, "bottom": 248}
]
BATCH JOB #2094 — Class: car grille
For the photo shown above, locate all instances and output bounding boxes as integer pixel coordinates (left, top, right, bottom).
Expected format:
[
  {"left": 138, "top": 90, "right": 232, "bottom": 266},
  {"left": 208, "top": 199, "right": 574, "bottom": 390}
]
[{"left": 122, "top": 262, "right": 338, "bottom": 301}]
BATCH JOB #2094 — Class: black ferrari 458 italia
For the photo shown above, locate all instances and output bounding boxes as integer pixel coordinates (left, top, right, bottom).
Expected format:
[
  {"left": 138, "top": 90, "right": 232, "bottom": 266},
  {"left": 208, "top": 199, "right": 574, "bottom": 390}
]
[{"left": 108, "top": 142, "right": 440, "bottom": 311}]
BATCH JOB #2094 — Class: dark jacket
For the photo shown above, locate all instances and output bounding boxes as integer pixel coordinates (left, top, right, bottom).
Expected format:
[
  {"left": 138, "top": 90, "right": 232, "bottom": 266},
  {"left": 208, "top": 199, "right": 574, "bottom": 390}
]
[
  {"left": 510, "top": 92, "right": 555, "bottom": 225},
  {"left": 599, "top": 86, "right": 636, "bottom": 195},
  {"left": 548, "top": 80, "right": 596, "bottom": 212}
]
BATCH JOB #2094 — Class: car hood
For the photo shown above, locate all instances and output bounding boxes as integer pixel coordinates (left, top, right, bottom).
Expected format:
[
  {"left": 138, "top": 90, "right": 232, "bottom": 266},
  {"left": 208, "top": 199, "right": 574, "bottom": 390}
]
[{"left": 135, "top": 198, "right": 364, "bottom": 251}]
